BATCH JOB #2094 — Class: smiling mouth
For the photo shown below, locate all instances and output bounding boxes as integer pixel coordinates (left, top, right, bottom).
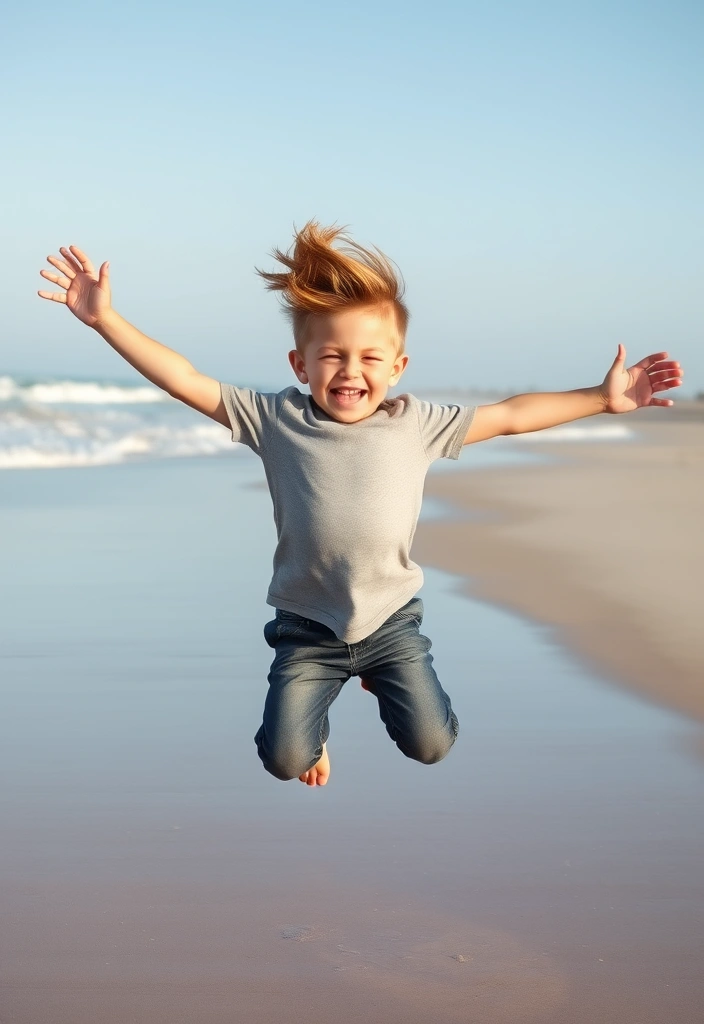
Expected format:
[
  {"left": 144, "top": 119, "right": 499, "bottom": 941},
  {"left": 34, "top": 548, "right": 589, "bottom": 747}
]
[{"left": 330, "top": 388, "right": 367, "bottom": 404}]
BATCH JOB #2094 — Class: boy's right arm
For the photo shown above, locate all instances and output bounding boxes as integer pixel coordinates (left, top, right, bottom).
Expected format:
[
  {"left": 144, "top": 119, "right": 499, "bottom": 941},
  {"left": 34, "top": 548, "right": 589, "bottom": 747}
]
[
  {"left": 96, "top": 309, "right": 228, "bottom": 425},
  {"left": 38, "top": 245, "right": 230, "bottom": 429}
]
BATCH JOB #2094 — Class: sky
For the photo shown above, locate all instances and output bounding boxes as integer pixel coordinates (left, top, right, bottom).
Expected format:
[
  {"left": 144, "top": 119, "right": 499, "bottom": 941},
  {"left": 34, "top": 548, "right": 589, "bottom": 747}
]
[{"left": 1, "top": 0, "right": 702, "bottom": 395}]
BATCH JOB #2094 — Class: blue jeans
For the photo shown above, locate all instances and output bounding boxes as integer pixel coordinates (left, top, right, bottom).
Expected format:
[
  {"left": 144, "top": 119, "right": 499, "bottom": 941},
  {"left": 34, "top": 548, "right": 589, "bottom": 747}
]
[{"left": 255, "top": 596, "right": 459, "bottom": 780}]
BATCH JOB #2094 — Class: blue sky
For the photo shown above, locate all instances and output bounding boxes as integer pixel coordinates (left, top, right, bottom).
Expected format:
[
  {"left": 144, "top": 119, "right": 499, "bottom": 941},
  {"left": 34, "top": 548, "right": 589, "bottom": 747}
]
[{"left": 2, "top": 0, "right": 702, "bottom": 395}]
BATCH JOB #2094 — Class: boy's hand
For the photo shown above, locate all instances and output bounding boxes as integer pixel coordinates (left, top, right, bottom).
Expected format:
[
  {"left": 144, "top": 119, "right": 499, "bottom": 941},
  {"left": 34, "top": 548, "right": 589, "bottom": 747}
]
[
  {"left": 38, "top": 245, "right": 111, "bottom": 328},
  {"left": 600, "top": 345, "right": 683, "bottom": 413}
]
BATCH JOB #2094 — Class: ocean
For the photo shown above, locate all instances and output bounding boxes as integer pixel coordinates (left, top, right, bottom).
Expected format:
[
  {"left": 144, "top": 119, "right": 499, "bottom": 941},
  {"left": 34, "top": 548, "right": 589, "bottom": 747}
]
[{"left": 0, "top": 372, "right": 635, "bottom": 471}]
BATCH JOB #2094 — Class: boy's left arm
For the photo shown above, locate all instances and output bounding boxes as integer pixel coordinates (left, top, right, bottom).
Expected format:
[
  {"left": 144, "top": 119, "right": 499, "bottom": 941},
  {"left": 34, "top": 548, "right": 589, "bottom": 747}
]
[{"left": 464, "top": 345, "right": 683, "bottom": 445}]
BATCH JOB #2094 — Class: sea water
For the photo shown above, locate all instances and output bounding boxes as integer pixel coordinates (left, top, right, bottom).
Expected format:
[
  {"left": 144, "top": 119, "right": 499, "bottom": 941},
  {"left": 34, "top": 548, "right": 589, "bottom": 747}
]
[{"left": 0, "top": 372, "right": 634, "bottom": 471}]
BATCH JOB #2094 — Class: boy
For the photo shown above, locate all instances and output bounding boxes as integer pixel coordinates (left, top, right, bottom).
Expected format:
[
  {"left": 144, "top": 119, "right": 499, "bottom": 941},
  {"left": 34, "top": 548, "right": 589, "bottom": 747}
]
[{"left": 38, "top": 221, "right": 683, "bottom": 787}]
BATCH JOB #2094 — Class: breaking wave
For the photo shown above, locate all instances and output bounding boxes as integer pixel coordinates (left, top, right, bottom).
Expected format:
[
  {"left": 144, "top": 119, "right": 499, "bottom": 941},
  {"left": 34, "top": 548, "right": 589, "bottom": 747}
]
[{"left": 0, "top": 373, "right": 236, "bottom": 469}]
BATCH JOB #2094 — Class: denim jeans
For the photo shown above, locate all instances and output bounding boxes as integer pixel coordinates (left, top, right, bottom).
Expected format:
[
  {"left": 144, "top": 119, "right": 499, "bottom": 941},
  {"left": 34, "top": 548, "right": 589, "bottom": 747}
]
[{"left": 255, "top": 596, "right": 459, "bottom": 780}]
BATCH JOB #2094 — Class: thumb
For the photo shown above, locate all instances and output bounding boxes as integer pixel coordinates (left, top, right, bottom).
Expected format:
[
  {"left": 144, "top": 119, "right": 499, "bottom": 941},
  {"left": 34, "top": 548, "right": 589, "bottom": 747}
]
[
  {"left": 610, "top": 343, "right": 626, "bottom": 369},
  {"left": 98, "top": 261, "right": 110, "bottom": 289}
]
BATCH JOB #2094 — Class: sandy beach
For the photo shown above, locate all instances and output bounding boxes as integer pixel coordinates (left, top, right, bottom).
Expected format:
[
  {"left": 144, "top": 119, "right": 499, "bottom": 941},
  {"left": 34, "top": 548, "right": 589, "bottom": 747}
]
[
  {"left": 416, "top": 403, "right": 704, "bottom": 727},
  {"left": 1, "top": 418, "right": 703, "bottom": 1023}
]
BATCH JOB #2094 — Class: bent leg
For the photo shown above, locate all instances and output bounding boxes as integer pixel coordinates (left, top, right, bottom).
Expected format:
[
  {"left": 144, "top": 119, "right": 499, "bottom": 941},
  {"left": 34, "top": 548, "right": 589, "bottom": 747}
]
[
  {"left": 360, "top": 615, "right": 459, "bottom": 764},
  {"left": 256, "top": 634, "right": 350, "bottom": 781}
]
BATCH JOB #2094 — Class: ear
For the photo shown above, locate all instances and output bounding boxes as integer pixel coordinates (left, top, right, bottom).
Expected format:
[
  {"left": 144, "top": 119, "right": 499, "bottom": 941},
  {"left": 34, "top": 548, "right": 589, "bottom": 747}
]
[
  {"left": 388, "top": 353, "right": 409, "bottom": 386},
  {"left": 288, "top": 349, "right": 308, "bottom": 384}
]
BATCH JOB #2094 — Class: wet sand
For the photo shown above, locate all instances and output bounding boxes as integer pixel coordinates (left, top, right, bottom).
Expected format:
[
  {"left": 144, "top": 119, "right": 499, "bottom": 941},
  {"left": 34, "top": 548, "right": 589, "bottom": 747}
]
[
  {"left": 1, "top": 443, "right": 703, "bottom": 1023},
  {"left": 415, "top": 403, "right": 704, "bottom": 724}
]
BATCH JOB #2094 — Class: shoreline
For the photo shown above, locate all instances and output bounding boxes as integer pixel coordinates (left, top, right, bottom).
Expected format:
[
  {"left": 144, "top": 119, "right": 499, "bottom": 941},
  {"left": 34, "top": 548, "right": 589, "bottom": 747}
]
[{"left": 415, "top": 409, "right": 704, "bottom": 726}]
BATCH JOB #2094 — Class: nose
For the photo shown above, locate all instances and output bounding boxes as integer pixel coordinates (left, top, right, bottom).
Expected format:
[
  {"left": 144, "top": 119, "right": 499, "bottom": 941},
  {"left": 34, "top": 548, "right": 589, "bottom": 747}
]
[{"left": 338, "top": 362, "right": 360, "bottom": 380}]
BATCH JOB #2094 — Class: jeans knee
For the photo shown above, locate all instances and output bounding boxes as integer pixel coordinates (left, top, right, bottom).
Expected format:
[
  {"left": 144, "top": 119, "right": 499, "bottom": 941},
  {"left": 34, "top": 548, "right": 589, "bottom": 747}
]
[
  {"left": 258, "top": 744, "right": 316, "bottom": 782},
  {"left": 402, "top": 718, "right": 458, "bottom": 765},
  {"left": 406, "top": 740, "right": 453, "bottom": 765}
]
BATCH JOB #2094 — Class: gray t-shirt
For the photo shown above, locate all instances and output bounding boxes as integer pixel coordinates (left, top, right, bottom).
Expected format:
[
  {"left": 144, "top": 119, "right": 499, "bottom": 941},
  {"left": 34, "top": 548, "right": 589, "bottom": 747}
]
[{"left": 220, "top": 384, "right": 476, "bottom": 643}]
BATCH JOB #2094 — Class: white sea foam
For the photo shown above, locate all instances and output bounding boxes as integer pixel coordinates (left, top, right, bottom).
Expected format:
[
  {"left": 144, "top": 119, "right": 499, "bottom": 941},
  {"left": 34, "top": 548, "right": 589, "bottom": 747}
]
[
  {"left": 0, "top": 372, "right": 240, "bottom": 469},
  {"left": 0, "top": 422, "right": 236, "bottom": 469},
  {"left": 509, "top": 423, "right": 634, "bottom": 442},
  {"left": 0, "top": 375, "right": 167, "bottom": 404}
]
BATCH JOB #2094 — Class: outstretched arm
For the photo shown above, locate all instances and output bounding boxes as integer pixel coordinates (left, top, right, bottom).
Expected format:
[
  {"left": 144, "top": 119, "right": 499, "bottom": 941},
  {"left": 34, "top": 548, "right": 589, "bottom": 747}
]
[
  {"left": 463, "top": 345, "right": 683, "bottom": 445},
  {"left": 38, "top": 245, "right": 228, "bottom": 426}
]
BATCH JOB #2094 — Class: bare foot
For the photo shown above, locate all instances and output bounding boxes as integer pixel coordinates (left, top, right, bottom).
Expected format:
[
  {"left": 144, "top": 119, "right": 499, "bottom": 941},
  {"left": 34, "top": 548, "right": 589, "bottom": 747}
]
[{"left": 298, "top": 744, "right": 330, "bottom": 787}]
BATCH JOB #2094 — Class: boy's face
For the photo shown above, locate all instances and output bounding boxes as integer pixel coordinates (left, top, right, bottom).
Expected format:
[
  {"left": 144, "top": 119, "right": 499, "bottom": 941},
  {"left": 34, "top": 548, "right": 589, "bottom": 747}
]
[{"left": 288, "top": 307, "right": 409, "bottom": 423}]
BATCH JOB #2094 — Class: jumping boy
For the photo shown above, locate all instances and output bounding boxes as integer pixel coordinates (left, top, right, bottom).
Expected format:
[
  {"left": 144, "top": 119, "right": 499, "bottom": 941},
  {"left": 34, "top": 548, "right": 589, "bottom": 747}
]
[{"left": 38, "top": 221, "right": 683, "bottom": 787}]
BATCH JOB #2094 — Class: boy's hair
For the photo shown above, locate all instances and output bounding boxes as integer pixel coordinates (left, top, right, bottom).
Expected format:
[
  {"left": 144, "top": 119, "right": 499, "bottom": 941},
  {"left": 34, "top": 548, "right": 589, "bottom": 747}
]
[{"left": 255, "top": 220, "right": 409, "bottom": 350}]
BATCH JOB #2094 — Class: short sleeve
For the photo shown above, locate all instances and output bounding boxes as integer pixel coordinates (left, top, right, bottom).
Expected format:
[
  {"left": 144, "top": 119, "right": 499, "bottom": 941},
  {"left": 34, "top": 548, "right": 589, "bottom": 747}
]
[
  {"left": 415, "top": 399, "right": 476, "bottom": 462},
  {"left": 219, "top": 383, "right": 281, "bottom": 456}
]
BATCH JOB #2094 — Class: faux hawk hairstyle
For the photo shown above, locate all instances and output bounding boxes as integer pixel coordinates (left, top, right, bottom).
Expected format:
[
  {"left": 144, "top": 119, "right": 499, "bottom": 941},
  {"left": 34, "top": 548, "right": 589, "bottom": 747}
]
[{"left": 255, "top": 220, "right": 410, "bottom": 350}]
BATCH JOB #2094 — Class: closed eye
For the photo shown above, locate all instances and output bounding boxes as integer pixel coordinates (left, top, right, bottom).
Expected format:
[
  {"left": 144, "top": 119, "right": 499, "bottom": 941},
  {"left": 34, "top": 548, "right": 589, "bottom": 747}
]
[{"left": 319, "top": 354, "right": 384, "bottom": 362}]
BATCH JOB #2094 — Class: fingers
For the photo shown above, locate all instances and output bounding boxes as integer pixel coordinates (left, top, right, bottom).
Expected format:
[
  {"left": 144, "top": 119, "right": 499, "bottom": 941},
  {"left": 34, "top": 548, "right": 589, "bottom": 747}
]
[
  {"left": 46, "top": 255, "right": 76, "bottom": 279},
  {"left": 649, "top": 397, "right": 674, "bottom": 407},
  {"left": 39, "top": 269, "right": 72, "bottom": 290},
  {"left": 65, "top": 245, "right": 96, "bottom": 276},
  {"left": 648, "top": 368, "right": 683, "bottom": 385},
  {"left": 38, "top": 245, "right": 101, "bottom": 304},
  {"left": 647, "top": 364, "right": 683, "bottom": 395},
  {"left": 58, "top": 246, "right": 83, "bottom": 274},
  {"left": 633, "top": 351, "right": 670, "bottom": 370},
  {"left": 645, "top": 359, "right": 680, "bottom": 370}
]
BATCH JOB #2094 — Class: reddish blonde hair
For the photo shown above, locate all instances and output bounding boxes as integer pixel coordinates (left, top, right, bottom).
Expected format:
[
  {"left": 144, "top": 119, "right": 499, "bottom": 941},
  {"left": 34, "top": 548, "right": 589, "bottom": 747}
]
[{"left": 255, "top": 220, "right": 409, "bottom": 349}]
